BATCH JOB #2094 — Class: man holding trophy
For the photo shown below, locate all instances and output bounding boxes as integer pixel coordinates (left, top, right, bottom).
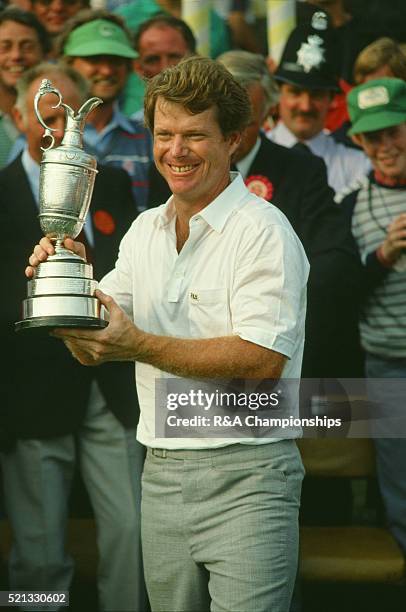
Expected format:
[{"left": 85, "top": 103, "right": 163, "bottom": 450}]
[
  {"left": 1, "top": 62, "right": 148, "bottom": 611},
  {"left": 25, "top": 57, "right": 308, "bottom": 611}
]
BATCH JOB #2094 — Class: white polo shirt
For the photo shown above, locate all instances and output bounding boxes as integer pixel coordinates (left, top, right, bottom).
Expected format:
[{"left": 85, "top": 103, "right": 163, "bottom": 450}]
[
  {"left": 267, "top": 121, "right": 371, "bottom": 195},
  {"left": 100, "top": 173, "right": 309, "bottom": 448}
]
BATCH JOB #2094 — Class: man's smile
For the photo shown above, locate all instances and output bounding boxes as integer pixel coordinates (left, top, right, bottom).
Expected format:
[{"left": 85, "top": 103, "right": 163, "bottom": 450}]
[{"left": 168, "top": 163, "right": 199, "bottom": 174}]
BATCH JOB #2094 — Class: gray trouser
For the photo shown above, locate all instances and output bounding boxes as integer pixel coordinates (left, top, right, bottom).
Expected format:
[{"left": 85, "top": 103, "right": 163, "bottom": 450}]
[
  {"left": 141, "top": 440, "right": 304, "bottom": 612},
  {"left": 366, "top": 352, "right": 406, "bottom": 555},
  {"left": 1, "top": 382, "right": 148, "bottom": 611}
]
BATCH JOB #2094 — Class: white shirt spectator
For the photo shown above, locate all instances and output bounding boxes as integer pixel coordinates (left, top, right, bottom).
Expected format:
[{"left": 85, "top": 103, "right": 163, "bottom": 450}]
[{"left": 268, "top": 121, "right": 371, "bottom": 195}]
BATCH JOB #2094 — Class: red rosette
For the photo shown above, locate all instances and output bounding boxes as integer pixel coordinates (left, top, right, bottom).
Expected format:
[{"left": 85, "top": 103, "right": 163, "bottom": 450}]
[
  {"left": 245, "top": 175, "right": 274, "bottom": 201},
  {"left": 93, "top": 210, "right": 116, "bottom": 235}
]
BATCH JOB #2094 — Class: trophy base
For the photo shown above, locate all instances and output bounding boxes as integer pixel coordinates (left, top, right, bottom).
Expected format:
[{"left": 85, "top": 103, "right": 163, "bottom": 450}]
[
  {"left": 15, "top": 315, "right": 108, "bottom": 333},
  {"left": 16, "top": 247, "right": 107, "bottom": 334}
]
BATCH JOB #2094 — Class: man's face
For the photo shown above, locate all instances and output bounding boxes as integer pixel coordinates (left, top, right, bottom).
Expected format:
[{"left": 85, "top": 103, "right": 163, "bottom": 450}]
[
  {"left": 0, "top": 20, "right": 44, "bottom": 90},
  {"left": 32, "top": 0, "right": 84, "bottom": 36},
  {"left": 278, "top": 83, "right": 332, "bottom": 140},
  {"left": 136, "top": 25, "right": 190, "bottom": 78},
  {"left": 153, "top": 97, "right": 240, "bottom": 207},
  {"left": 70, "top": 55, "right": 129, "bottom": 103},
  {"left": 234, "top": 82, "right": 266, "bottom": 162},
  {"left": 353, "top": 123, "right": 406, "bottom": 181},
  {"left": 13, "top": 74, "right": 82, "bottom": 163}
]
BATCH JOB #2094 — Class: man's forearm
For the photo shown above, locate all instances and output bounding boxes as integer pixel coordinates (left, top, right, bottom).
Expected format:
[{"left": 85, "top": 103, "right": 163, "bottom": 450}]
[{"left": 135, "top": 332, "right": 286, "bottom": 379}]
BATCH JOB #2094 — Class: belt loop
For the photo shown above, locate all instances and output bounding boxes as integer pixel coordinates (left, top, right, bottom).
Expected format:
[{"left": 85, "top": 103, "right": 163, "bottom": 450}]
[{"left": 152, "top": 448, "right": 167, "bottom": 458}]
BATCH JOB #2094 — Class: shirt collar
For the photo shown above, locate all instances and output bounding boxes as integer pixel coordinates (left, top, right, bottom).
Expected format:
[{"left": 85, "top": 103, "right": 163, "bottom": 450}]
[
  {"left": 21, "top": 147, "right": 40, "bottom": 204},
  {"left": 155, "top": 172, "right": 248, "bottom": 233},
  {"left": 111, "top": 101, "right": 139, "bottom": 134},
  {"left": 89, "top": 101, "right": 139, "bottom": 137},
  {"left": 305, "top": 130, "right": 329, "bottom": 156},
  {"left": 273, "top": 120, "right": 328, "bottom": 154}
]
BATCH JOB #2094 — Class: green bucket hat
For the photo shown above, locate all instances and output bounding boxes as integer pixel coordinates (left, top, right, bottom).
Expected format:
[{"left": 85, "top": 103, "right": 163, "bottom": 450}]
[
  {"left": 63, "top": 19, "right": 137, "bottom": 59},
  {"left": 347, "top": 77, "right": 406, "bottom": 135}
]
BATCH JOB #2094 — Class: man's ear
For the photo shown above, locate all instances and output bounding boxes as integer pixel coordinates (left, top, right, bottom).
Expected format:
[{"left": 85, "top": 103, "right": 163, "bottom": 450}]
[
  {"left": 11, "top": 105, "right": 26, "bottom": 133},
  {"left": 351, "top": 133, "right": 363, "bottom": 148},
  {"left": 228, "top": 131, "right": 242, "bottom": 156},
  {"left": 133, "top": 58, "right": 144, "bottom": 77}
]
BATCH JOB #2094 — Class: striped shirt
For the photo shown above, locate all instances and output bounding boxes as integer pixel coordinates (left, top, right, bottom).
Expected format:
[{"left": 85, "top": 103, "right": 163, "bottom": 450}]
[{"left": 350, "top": 176, "right": 406, "bottom": 358}]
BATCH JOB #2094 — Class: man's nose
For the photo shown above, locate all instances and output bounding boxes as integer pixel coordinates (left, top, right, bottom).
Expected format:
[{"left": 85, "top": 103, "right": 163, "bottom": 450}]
[
  {"left": 9, "top": 44, "right": 23, "bottom": 61},
  {"left": 297, "top": 93, "right": 313, "bottom": 112},
  {"left": 170, "top": 135, "right": 188, "bottom": 157},
  {"left": 379, "top": 132, "right": 395, "bottom": 147},
  {"left": 50, "top": 0, "right": 66, "bottom": 11},
  {"left": 157, "top": 56, "right": 172, "bottom": 72},
  {"left": 96, "top": 60, "right": 115, "bottom": 76}
]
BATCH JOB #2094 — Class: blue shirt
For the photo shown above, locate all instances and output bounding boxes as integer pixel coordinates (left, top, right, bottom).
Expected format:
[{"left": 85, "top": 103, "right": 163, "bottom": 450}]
[{"left": 83, "top": 104, "right": 153, "bottom": 211}]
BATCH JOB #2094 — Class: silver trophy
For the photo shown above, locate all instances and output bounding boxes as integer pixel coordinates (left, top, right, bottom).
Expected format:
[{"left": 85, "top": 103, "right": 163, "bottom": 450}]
[{"left": 15, "top": 79, "right": 108, "bottom": 332}]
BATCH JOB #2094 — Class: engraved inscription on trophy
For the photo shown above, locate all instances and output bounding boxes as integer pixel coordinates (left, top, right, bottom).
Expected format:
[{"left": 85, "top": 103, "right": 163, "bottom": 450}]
[{"left": 15, "top": 79, "right": 107, "bottom": 332}]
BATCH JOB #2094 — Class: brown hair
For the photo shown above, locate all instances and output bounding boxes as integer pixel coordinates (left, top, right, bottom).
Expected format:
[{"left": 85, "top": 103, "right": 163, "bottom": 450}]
[
  {"left": 134, "top": 13, "right": 196, "bottom": 54},
  {"left": 354, "top": 37, "right": 406, "bottom": 84},
  {"left": 144, "top": 56, "right": 251, "bottom": 137}
]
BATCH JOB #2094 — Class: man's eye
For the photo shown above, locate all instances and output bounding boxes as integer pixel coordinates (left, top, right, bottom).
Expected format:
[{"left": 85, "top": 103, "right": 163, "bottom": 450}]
[{"left": 22, "top": 43, "right": 36, "bottom": 53}]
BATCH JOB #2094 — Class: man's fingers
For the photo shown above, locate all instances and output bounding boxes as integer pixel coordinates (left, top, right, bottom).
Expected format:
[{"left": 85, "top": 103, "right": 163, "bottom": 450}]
[
  {"left": 64, "top": 237, "right": 86, "bottom": 259},
  {"left": 39, "top": 237, "right": 55, "bottom": 253},
  {"left": 94, "top": 289, "right": 118, "bottom": 314}
]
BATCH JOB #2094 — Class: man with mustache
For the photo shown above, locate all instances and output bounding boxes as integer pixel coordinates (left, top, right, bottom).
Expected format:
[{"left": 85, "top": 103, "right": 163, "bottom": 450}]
[
  {"left": 267, "top": 10, "right": 370, "bottom": 195},
  {"left": 59, "top": 9, "right": 153, "bottom": 210}
]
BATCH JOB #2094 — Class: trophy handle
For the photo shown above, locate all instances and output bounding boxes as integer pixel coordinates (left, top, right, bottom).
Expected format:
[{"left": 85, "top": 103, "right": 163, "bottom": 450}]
[
  {"left": 34, "top": 78, "right": 102, "bottom": 151},
  {"left": 34, "top": 79, "right": 64, "bottom": 152}
]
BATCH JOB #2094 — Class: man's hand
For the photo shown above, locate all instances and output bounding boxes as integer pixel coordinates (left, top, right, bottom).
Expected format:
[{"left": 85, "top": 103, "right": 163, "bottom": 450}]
[
  {"left": 51, "top": 289, "right": 144, "bottom": 366},
  {"left": 50, "top": 287, "right": 286, "bottom": 379},
  {"left": 380, "top": 213, "right": 406, "bottom": 264},
  {"left": 26, "top": 237, "right": 87, "bottom": 278}
]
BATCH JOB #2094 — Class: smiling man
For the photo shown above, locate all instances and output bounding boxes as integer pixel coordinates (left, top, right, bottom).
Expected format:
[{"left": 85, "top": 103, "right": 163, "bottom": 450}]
[
  {"left": 0, "top": 7, "right": 50, "bottom": 166},
  {"left": 268, "top": 10, "right": 370, "bottom": 195},
  {"left": 342, "top": 77, "right": 406, "bottom": 558},
  {"left": 120, "top": 14, "right": 196, "bottom": 119},
  {"left": 26, "top": 56, "right": 309, "bottom": 612},
  {"left": 59, "top": 9, "right": 153, "bottom": 209},
  {"left": 31, "top": 0, "right": 88, "bottom": 53}
]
